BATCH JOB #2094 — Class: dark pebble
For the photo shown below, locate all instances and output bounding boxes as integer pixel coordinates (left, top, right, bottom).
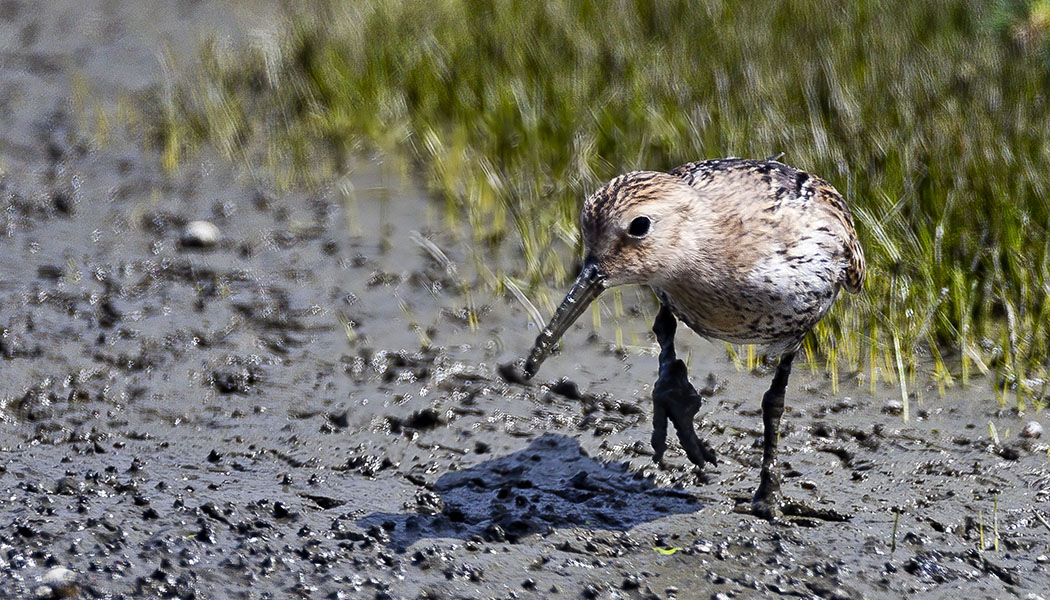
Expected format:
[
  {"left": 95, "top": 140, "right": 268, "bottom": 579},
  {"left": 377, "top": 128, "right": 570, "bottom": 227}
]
[
  {"left": 365, "top": 525, "right": 389, "bottom": 543},
  {"left": 52, "top": 192, "right": 73, "bottom": 215},
  {"left": 403, "top": 408, "right": 442, "bottom": 430},
  {"left": 329, "top": 411, "right": 350, "bottom": 428},
  {"left": 213, "top": 372, "right": 246, "bottom": 394},
  {"left": 196, "top": 519, "right": 214, "bottom": 543},
  {"left": 54, "top": 478, "right": 80, "bottom": 495},
  {"left": 37, "top": 265, "right": 64, "bottom": 280},
  {"left": 483, "top": 523, "right": 506, "bottom": 542},
  {"left": 497, "top": 362, "right": 528, "bottom": 385},
  {"left": 551, "top": 378, "right": 582, "bottom": 400},
  {"left": 272, "top": 501, "right": 293, "bottom": 519},
  {"left": 303, "top": 494, "right": 344, "bottom": 510},
  {"left": 98, "top": 298, "right": 121, "bottom": 328},
  {"left": 998, "top": 444, "right": 1021, "bottom": 460}
]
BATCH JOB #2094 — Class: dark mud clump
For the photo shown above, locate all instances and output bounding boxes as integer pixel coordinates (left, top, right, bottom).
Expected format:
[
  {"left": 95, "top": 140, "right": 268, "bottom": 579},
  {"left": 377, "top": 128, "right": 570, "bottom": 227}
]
[{"left": 356, "top": 434, "right": 700, "bottom": 551}]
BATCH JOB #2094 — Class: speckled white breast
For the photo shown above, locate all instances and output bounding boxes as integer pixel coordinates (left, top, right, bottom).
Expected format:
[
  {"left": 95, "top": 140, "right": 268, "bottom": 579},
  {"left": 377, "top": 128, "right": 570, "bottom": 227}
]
[{"left": 655, "top": 247, "right": 843, "bottom": 353}]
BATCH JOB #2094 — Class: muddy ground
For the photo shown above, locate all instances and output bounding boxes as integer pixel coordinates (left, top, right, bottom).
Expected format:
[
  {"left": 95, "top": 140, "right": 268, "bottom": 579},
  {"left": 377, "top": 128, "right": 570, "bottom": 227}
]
[{"left": 1, "top": 2, "right": 1049, "bottom": 599}]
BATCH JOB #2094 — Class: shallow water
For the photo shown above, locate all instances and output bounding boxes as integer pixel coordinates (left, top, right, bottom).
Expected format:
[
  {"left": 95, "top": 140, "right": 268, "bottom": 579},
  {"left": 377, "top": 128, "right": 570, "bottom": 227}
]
[{"left": 1, "top": 2, "right": 1049, "bottom": 599}]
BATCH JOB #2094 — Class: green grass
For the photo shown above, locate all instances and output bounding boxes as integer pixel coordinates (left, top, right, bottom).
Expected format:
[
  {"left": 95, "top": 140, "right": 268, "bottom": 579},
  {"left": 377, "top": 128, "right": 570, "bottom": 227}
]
[{"left": 145, "top": 0, "right": 1050, "bottom": 403}]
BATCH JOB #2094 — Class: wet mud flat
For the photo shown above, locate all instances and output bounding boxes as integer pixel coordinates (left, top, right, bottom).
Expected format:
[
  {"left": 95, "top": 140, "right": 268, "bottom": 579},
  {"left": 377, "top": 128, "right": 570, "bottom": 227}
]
[{"left": 2, "top": 1, "right": 1050, "bottom": 599}]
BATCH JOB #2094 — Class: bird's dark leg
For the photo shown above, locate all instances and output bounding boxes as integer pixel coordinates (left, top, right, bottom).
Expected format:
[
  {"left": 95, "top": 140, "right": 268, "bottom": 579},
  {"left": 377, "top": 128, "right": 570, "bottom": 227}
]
[
  {"left": 651, "top": 303, "right": 717, "bottom": 468},
  {"left": 751, "top": 351, "right": 795, "bottom": 520}
]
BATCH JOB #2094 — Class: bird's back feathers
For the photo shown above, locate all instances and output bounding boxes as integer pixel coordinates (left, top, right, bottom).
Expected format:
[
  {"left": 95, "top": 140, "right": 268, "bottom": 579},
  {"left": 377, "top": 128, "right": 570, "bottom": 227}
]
[{"left": 669, "top": 158, "right": 865, "bottom": 294}]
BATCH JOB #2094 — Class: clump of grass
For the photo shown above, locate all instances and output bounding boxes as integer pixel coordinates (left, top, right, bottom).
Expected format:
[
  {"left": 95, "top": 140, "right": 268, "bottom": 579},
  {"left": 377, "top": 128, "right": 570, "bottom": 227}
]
[
  {"left": 147, "top": 0, "right": 1050, "bottom": 394},
  {"left": 992, "top": 0, "right": 1050, "bottom": 65}
]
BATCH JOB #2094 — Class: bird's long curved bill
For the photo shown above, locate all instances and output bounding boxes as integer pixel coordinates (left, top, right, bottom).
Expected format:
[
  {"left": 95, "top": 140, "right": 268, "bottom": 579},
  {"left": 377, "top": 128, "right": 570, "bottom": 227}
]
[{"left": 524, "top": 260, "right": 607, "bottom": 378}]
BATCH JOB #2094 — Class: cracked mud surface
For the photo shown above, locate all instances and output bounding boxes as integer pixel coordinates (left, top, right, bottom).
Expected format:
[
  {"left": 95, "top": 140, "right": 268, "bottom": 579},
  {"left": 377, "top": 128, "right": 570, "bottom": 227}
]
[{"left": 2, "top": 2, "right": 1049, "bottom": 599}]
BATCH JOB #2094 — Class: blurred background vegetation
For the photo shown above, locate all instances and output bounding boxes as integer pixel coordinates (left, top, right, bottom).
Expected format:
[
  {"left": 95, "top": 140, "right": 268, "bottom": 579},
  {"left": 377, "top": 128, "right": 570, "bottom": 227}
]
[{"left": 145, "top": 0, "right": 1050, "bottom": 405}]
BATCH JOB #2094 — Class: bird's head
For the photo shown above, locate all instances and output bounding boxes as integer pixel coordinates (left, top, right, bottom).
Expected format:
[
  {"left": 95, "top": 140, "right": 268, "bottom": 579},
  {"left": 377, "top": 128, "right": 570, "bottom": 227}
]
[
  {"left": 524, "top": 171, "right": 701, "bottom": 377},
  {"left": 579, "top": 171, "right": 701, "bottom": 287}
]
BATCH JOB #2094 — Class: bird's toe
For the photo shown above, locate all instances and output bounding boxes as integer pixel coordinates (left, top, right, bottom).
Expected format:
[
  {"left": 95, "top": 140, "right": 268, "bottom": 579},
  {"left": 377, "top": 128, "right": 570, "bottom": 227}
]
[
  {"left": 750, "top": 478, "right": 784, "bottom": 521},
  {"left": 650, "top": 400, "right": 669, "bottom": 464},
  {"left": 651, "top": 361, "right": 717, "bottom": 468},
  {"left": 750, "top": 495, "right": 783, "bottom": 522},
  {"left": 669, "top": 408, "right": 717, "bottom": 468}
]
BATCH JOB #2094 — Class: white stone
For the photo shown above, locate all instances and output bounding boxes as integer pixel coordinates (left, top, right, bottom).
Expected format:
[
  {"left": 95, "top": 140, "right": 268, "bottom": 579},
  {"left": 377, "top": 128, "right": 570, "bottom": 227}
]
[
  {"left": 41, "top": 567, "right": 77, "bottom": 597},
  {"left": 181, "top": 220, "right": 221, "bottom": 248},
  {"left": 1021, "top": 421, "right": 1043, "bottom": 439},
  {"left": 882, "top": 400, "right": 903, "bottom": 415},
  {"left": 41, "top": 567, "right": 74, "bottom": 585}
]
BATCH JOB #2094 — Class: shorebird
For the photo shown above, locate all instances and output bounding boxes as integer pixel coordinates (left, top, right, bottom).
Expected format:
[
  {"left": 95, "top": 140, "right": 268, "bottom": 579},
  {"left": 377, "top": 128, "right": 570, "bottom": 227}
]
[{"left": 523, "top": 158, "right": 864, "bottom": 520}]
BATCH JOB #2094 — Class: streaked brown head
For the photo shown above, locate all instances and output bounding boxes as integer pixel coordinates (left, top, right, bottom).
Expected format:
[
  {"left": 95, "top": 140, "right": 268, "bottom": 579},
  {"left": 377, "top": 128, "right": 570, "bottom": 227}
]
[
  {"left": 579, "top": 171, "right": 703, "bottom": 286},
  {"left": 524, "top": 171, "right": 701, "bottom": 377}
]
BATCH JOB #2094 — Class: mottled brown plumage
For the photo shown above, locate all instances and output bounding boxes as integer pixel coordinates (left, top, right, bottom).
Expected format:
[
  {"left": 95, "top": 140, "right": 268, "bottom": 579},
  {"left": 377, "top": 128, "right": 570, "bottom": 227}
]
[
  {"left": 524, "top": 158, "right": 865, "bottom": 520},
  {"left": 580, "top": 159, "right": 864, "bottom": 354}
]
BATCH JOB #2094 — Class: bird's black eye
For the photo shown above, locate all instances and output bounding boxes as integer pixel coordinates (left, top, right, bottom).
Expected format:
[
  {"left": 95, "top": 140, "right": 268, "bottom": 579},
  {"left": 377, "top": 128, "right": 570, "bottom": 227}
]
[{"left": 627, "top": 216, "right": 651, "bottom": 238}]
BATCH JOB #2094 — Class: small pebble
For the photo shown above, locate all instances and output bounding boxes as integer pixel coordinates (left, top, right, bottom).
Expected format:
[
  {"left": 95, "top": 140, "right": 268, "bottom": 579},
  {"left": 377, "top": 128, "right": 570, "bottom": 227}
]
[
  {"left": 273, "top": 501, "right": 292, "bottom": 519},
  {"left": 53, "top": 192, "right": 73, "bottom": 215},
  {"left": 882, "top": 400, "right": 903, "bottom": 416},
  {"left": 181, "top": 220, "right": 221, "bottom": 248},
  {"left": 497, "top": 362, "right": 528, "bottom": 385},
  {"left": 329, "top": 411, "right": 350, "bottom": 428},
  {"left": 1020, "top": 421, "right": 1043, "bottom": 439},
  {"left": 41, "top": 567, "right": 78, "bottom": 597},
  {"left": 550, "top": 378, "right": 583, "bottom": 400}
]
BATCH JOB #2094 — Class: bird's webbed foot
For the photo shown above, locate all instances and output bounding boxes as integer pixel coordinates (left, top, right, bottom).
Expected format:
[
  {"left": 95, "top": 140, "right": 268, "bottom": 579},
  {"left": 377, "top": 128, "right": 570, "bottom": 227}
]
[{"left": 650, "top": 304, "right": 717, "bottom": 469}]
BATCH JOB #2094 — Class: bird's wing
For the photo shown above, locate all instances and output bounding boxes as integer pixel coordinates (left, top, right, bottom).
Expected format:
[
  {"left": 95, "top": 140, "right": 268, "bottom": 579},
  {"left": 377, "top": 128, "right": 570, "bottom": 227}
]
[
  {"left": 808, "top": 178, "right": 865, "bottom": 294},
  {"left": 669, "top": 158, "right": 865, "bottom": 294}
]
